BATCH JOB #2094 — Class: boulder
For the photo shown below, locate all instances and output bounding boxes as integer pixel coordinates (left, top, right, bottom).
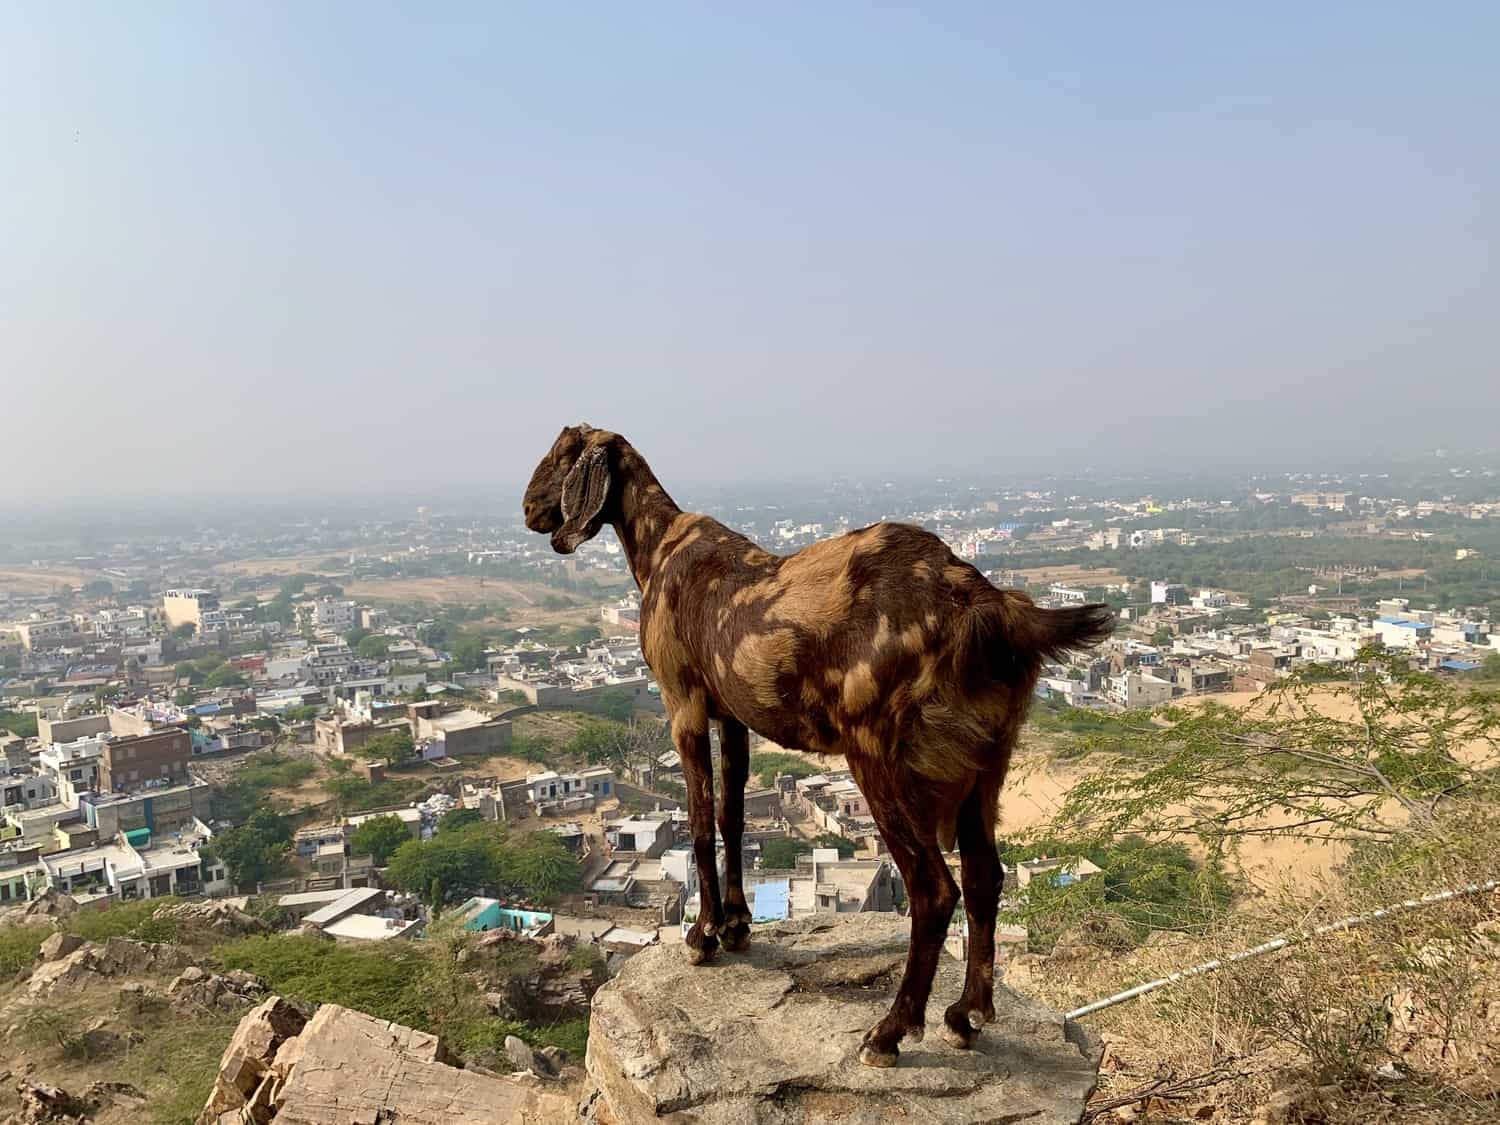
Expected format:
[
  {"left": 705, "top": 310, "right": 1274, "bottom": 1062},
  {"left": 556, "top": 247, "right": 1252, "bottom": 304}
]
[
  {"left": 584, "top": 913, "right": 1102, "bottom": 1125},
  {"left": 504, "top": 1034, "right": 557, "bottom": 1077},
  {"left": 199, "top": 999, "right": 575, "bottom": 1124},
  {"left": 36, "top": 933, "right": 85, "bottom": 964}
]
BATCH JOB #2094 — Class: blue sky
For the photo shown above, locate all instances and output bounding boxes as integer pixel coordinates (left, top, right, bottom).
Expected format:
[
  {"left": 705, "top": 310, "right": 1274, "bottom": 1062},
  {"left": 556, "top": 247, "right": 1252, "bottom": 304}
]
[{"left": 3, "top": 4, "right": 1496, "bottom": 500}]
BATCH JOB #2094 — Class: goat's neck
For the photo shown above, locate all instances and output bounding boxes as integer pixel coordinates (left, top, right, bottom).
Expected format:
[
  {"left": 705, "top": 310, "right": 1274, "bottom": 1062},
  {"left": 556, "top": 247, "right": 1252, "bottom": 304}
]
[{"left": 612, "top": 447, "right": 682, "bottom": 588}]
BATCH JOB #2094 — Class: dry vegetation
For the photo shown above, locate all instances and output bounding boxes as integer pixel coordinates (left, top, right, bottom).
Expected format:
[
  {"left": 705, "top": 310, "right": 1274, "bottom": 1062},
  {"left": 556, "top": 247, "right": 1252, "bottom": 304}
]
[{"left": 1021, "top": 804, "right": 1500, "bottom": 1124}]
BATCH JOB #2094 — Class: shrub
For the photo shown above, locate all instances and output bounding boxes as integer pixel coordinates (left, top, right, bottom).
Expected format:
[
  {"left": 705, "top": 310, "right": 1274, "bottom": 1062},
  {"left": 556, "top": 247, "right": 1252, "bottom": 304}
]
[
  {"left": 748, "top": 751, "right": 815, "bottom": 788},
  {"left": 66, "top": 897, "right": 184, "bottom": 944},
  {"left": 0, "top": 924, "right": 50, "bottom": 975},
  {"left": 217, "top": 935, "right": 429, "bottom": 1028}
]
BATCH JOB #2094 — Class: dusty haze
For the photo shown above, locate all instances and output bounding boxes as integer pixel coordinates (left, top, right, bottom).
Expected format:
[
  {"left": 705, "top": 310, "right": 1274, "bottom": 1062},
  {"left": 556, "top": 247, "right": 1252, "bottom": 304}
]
[{"left": 3, "top": 5, "right": 1497, "bottom": 503}]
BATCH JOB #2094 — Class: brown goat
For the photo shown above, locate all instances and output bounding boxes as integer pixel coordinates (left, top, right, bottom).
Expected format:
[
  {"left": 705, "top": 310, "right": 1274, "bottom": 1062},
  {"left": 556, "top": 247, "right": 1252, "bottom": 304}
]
[{"left": 523, "top": 425, "right": 1113, "bottom": 1067}]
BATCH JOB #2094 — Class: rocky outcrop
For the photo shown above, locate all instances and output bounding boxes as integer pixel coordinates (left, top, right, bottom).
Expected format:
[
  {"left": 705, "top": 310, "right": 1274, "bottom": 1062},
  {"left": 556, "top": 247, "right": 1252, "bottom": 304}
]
[
  {"left": 197, "top": 995, "right": 309, "bottom": 1123},
  {"left": 168, "top": 966, "right": 270, "bottom": 1012},
  {"left": 473, "top": 928, "right": 600, "bottom": 1019},
  {"left": 198, "top": 998, "right": 577, "bottom": 1125},
  {"left": 17, "top": 891, "right": 78, "bottom": 921},
  {"left": 26, "top": 938, "right": 195, "bottom": 998},
  {"left": 584, "top": 913, "right": 1102, "bottom": 1125}
]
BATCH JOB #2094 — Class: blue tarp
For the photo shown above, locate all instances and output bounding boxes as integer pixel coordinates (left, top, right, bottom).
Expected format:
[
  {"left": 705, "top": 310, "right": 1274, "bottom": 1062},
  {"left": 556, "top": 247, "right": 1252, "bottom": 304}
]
[
  {"left": 1439, "top": 660, "right": 1480, "bottom": 672},
  {"left": 750, "top": 879, "right": 790, "bottom": 923}
]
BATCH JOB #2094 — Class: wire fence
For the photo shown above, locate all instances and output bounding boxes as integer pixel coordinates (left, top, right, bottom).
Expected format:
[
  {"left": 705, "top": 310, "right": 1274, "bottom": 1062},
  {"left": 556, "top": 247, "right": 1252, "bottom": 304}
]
[{"left": 1066, "top": 878, "right": 1500, "bottom": 1021}]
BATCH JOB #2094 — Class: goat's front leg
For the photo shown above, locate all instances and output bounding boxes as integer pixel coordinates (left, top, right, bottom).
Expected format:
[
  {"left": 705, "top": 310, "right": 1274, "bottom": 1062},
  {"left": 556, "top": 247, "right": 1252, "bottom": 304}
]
[
  {"left": 676, "top": 720, "right": 724, "bottom": 965},
  {"left": 715, "top": 718, "right": 752, "bottom": 952}
]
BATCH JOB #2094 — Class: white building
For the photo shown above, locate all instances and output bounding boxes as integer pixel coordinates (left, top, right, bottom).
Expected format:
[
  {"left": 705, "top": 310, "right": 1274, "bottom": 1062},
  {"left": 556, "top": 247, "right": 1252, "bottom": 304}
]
[
  {"left": 1108, "top": 672, "right": 1174, "bottom": 709},
  {"left": 1375, "top": 617, "right": 1431, "bottom": 650}
]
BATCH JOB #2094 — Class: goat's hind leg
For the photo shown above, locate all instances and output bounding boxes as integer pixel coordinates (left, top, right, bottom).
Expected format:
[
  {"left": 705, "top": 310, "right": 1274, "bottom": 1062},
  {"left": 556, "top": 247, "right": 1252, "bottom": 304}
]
[
  {"left": 848, "top": 759, "right": 960, "bottom": 1067},
  {"left": 941, "top": 775, "right": 1003, "bottom": 1049},
  {"left": 716, "top": 718, "right": 753, "bottom": 952}
]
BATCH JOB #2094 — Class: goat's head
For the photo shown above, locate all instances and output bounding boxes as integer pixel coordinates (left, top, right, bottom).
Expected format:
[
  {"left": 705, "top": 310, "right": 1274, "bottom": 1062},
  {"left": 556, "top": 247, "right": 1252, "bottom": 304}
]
[{"left": 523, "top": 424, "right": 616, "bottom": 554}]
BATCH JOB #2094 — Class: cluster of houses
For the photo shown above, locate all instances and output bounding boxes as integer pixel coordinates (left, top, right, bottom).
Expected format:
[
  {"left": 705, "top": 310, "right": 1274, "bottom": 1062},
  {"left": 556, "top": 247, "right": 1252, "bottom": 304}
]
[
  {"left": 1034, "top": 588, "right": 1496, "bottom": 711},
  {"left": 0, "top": 706, "right": 221, "bottom": 907}
]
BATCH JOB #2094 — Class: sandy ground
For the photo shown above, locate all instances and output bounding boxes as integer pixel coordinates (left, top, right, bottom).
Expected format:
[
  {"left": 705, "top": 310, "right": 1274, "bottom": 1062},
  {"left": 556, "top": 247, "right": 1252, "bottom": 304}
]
[
  {"left": 212, "top": 553, "right": 352, "bottom": 579},
  {"left": 0, "top": 564, "right": 99, "bottom": 597},
  {"left": 1006, "top": 563, "right": 1124, "bottom": 584},
  {"left": 997, "top": 751, "right": 1351, "bottom": 889}
]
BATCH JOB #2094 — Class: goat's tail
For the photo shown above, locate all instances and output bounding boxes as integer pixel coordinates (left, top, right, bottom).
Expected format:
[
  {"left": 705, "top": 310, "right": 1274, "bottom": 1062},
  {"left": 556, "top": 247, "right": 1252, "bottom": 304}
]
[{"left": 952, "top": 591, "right": 1116, "bottom": 688}]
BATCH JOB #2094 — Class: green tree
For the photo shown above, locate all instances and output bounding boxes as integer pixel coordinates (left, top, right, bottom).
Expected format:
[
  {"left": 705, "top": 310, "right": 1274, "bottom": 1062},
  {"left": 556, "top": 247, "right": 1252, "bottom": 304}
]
[
  {"left": 810, "top": 832, "right": 857, "bottom": 857},
  {"left": 356, "top": 634, "right": 396, "bottom": 660},
  {"left": 203, "top": 666, "right": 248, "bottom": 689},
  {"left": 0, "top": 709, "right": 39, "bottom": 739},
  {"left": 748, "top": 751, "right": 816, "bottom": 788},
  {"left": 448, "top": 635, "right": 490, "bottom": 673},
  {"left": 760, "top": 837, "right": 810, "bottom": 869},
  {"left": 173, "top": 622, "right": 197, "bottom": 640},
  {"left": 208, "top": 809, "right": 293, "bottom": 888},
  {"left": 570, "top": 717, "right": 671, "bottom": 787},
  {"left": 281, "top": 704, "right": 320, "bottom": 723},
  {"left": 386, "top": 828, "right": 499, "bottom": 906},
  {"left": 358, "top": 729, "right": 415, "bottom": 767},
  {"left": 437, "top": 808, "right": 484, "bottom": 834},
  {"left": 349, "top": 815, "right": 411, "bottom": 865},
  {"left": 498, "top": 831, "right": 583, "bottom": 903}
]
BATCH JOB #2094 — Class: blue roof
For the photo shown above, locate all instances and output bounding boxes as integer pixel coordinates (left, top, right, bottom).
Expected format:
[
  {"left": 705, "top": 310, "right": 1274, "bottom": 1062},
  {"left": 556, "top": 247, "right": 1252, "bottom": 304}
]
[
  {"left": 1376, "top": 618, "right": 1427, "bottom": 628},
  {"left": 750, "top": 879, "right": 790, "bottom": 923},
  {"left": 1440, "top": 660, "right": 1480, "bottom": 671}
]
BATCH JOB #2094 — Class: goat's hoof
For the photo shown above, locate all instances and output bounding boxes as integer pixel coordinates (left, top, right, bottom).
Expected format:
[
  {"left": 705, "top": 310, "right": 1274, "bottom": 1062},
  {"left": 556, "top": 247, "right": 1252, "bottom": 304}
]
[
  {"left": 720, "top": 925, "right": 751, "bottom": 953},
  {"left": 858, "top": 1043, "right": 899, "bottom": 1068},
  {"left": 939, "top": 1024, "right": 977, "bottom": 1050},
  {"left": 684, "top": 929, "right": 719, "bottom": 965}
]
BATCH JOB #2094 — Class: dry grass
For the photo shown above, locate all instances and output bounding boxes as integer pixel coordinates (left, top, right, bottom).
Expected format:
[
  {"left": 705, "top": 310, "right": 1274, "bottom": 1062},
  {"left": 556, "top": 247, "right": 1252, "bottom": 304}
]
[
  {"left": 1015, "top": 802, "right": 1500, "bottom": 1123},
  {"left": 0, "top": 564, "right": 98, "bottom": 597}
]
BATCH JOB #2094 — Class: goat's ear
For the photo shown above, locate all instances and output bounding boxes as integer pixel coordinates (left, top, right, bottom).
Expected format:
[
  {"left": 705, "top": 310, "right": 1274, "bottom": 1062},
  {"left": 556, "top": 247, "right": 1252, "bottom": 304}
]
[{"left": 553, "top": 444, "right": 610, "bottom": 554}]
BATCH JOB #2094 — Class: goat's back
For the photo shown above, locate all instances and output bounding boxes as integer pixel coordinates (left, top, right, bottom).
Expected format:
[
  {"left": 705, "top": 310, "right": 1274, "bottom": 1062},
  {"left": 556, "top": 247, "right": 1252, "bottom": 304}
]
[{"left": 643, "top": 518, "right": 1112, "bottom": 780}]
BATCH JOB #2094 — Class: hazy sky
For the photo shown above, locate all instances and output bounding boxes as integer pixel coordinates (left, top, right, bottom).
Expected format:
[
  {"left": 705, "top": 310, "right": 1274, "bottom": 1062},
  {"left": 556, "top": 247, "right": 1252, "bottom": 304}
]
[{"left": 3, "top": 4, "right": 1497, "bottom": 503}]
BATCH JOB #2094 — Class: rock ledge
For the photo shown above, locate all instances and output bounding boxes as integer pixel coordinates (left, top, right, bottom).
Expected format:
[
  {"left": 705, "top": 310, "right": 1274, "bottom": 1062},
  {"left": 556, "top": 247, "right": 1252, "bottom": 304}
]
[{"left": 584, "top": 912, "right": 1102, "bottom": 1124}]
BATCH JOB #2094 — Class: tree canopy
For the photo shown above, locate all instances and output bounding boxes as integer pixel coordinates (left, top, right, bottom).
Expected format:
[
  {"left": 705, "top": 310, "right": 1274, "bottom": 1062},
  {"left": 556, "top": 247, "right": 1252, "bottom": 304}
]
[
  {"left": 357, "top": 729, "right": 415, "bottom": 766},
  {"left": 385, "top": 822, "right": 581, "bottom": 906},
  {"left": 350, "top": 815, "right": 411, "bottom": 865},
  {"left": 207, "top": 809, "right": 292, "bottom": 888}
]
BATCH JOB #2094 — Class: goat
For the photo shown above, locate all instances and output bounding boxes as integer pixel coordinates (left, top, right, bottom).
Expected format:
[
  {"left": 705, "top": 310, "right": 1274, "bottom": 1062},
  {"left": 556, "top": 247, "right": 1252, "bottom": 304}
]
[{"left": 523, "top": 424, "right": 1114, "bottom": 1067}]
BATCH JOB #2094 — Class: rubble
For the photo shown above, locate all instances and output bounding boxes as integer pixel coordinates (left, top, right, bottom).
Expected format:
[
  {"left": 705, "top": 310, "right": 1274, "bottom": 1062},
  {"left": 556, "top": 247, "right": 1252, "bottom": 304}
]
[
  {"left": 584, "top": 912, "right": 1103, "bottom": 1125},
  {"left": 168, "top": 965, "right": 271, "bottom": 1012},
  {"left": 151, "top": 900, "right": 269, "bottom": 937}
]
